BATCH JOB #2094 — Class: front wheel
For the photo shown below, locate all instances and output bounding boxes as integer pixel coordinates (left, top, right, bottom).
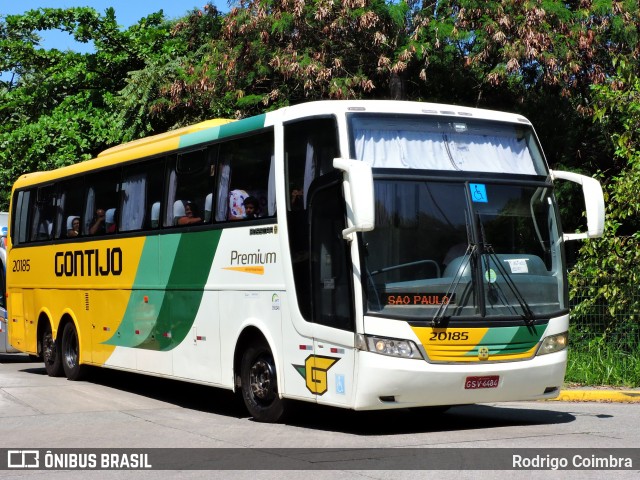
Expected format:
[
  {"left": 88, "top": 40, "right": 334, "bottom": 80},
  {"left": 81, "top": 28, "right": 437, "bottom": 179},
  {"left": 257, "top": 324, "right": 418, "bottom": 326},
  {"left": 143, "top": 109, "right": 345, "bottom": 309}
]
[
  {"left": 61, "top": 322, "right": 87, "bottom": 381},
  {"left": 42, "top": 324, "right": 63, "bottom": 377},
  {"left": 240, "top": 343, "right": 284, "bottom": 423}
]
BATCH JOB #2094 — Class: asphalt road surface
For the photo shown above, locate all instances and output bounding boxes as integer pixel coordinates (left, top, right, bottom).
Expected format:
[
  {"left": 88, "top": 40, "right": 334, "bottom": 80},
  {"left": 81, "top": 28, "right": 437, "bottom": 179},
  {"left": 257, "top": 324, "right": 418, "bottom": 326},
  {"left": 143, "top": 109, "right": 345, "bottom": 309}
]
[{"left": 1, "top": 354, "right": 638, "bottom": 479}]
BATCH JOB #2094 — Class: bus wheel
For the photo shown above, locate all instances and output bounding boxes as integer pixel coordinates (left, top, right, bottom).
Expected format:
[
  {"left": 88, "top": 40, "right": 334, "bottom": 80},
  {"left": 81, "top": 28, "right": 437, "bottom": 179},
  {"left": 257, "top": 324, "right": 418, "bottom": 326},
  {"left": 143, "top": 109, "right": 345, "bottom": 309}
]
[
  {"left": 42, "top": 325, "right": 63, "bottom": 377},
  {"left": 61, "top": 322, "right": 87, "bottom": 381},
  {"left": 240, "top": 342, "right": 284, "bottom": 423}
]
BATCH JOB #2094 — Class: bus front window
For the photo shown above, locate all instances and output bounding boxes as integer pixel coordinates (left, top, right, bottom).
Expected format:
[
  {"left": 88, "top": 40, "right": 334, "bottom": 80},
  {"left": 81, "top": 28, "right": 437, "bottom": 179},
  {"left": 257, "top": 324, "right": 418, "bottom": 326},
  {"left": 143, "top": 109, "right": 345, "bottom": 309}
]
[{"left": 361, "top": 180, "right": 566, "bottom": 321}]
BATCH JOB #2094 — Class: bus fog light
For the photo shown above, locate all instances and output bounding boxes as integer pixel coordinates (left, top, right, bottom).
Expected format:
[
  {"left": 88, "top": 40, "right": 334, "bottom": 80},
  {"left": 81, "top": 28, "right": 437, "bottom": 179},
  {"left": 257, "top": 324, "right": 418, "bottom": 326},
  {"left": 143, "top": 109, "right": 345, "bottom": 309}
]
[
  {"left": 537, "top": 332, "right": 568, "bottom": 355},
  {"left": 364, "top": 335, "right": 423, "bottom": 359}
]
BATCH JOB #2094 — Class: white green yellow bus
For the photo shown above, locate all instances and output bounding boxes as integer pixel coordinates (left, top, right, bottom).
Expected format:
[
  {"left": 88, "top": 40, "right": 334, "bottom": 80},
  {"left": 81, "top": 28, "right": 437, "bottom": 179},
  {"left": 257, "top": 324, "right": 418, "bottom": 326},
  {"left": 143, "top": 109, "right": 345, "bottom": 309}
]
[{"left": 7, "top": 100, "right": 604, "bottom": 422}]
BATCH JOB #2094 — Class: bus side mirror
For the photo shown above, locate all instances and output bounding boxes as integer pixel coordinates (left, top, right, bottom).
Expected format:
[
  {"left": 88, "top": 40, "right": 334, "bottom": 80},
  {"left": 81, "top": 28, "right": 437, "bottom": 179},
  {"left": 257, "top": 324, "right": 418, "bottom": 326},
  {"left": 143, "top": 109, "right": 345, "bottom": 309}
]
[
  {"left": 550, "top": 169, "right": 605, "bottom": 241},
  {"left": 333, "top": 158, "right": 375, "bottom": 239}
]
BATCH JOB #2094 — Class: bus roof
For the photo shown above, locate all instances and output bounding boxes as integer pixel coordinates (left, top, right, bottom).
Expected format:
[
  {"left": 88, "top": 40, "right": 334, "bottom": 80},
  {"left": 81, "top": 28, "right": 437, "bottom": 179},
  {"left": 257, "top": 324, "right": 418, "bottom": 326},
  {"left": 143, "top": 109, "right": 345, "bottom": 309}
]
[
  {"left": 12, "top": 118, "right": 235, "bottom": 190},
  {"left": 97, "top": 118, "right": 235, "bottom": 158},
  {"left": 275, "top": 99, "right": 532, "bottom": 126},
  {"left": 11, "top": 100, "right": 532, "bottom": 190}
]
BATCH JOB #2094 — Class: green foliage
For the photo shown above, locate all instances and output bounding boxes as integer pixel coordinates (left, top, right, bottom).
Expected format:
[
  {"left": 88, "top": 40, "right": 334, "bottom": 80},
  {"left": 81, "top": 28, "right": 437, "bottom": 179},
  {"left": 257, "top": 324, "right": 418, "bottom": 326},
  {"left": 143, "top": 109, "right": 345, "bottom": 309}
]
[
  {"left": 568, "top": 57, "right": 640, "bottom": 379},
  {"left": 0, "top": 92, "right": 111, "bottom": 206},
  {"left": 0, "top": 7, "right": 175, "bottom": 210},
  {"left": 107, "top": 3, "right": 232, "bottom": 136},
  {"left": 566, "top": 343, "right": 640, "bottom": 387}
]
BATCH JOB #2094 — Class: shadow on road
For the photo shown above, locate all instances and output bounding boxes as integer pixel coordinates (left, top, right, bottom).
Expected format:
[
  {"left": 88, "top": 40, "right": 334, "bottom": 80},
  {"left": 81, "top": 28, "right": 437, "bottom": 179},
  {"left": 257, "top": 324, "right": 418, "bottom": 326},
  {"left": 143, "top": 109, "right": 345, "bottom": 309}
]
[
  {"left": 279, "top": 402, "right": 576, "bottom": 435},
  {"left": 16, "top": 359, "right": 576, "bottom": 435},
  {"left": 0, "top": 353, "right": 36, "bottom": 363}
]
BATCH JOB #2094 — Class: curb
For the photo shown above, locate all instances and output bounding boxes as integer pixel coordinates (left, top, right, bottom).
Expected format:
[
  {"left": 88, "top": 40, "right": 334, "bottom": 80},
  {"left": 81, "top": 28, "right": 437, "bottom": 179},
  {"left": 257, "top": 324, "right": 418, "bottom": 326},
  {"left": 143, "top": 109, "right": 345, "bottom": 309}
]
[{"left": 551, "top": 389, "right": 640, "bottom": 403}]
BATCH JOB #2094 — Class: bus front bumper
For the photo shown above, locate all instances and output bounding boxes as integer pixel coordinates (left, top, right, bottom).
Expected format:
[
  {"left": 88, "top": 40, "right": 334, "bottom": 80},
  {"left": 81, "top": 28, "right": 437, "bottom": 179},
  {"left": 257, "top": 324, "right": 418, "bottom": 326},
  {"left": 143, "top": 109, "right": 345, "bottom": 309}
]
[{"left": 352, "top": 349, "right": 567, "bottom": 410}]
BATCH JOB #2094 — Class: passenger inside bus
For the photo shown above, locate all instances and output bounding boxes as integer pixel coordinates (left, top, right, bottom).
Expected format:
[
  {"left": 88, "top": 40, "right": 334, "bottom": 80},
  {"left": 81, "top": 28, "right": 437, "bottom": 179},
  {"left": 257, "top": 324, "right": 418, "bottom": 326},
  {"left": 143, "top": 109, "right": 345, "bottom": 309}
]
[
  {"left": 177, "top": 201, "right": 202, "bottom": 225},
  {"left": 243, "top": 196, "right": 259, "bottom": 219},
  {"left": 290, "top": 187, "right": 304, "bottom": 211},
  {"left": 228, "top": 189, "right": 248, "bottom": 220},
  {"left": 88, "top": 208, "right": 106, "bottom": 235},
  {"left": 67, "top": 216, "right": 80, "bottom": 237}
]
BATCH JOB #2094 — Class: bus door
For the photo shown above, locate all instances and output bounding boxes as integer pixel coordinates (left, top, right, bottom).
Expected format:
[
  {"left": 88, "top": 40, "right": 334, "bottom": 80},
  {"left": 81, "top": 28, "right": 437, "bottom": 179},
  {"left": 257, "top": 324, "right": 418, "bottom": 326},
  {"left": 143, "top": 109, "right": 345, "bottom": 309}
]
[
  {"left": 307, "top": 177, "right": 356, "bottom": 407},
  {"left": 283, "top": 118, "right": 354, "bottom": 406}
]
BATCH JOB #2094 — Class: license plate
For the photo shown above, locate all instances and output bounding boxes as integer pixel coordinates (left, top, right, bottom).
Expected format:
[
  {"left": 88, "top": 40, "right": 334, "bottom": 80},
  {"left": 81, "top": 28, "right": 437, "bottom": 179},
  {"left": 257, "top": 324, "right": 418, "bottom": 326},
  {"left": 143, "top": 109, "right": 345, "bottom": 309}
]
[{"left": 465, "top": 375, "right": 500, "bottom": 389}]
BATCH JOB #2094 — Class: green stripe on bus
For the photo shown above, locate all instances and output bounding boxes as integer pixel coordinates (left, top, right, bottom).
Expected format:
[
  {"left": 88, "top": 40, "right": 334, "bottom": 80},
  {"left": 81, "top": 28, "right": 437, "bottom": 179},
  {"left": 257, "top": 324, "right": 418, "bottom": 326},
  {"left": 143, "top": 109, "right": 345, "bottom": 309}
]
[
  {"left": 464, "top": 324, "right": 546, "bottom": 356},
  {"left": 179, "top": 114, "right": 267, "bottom": 149},
  {"left": 104, "top": 230, "right": 222, "bottom": 350}
]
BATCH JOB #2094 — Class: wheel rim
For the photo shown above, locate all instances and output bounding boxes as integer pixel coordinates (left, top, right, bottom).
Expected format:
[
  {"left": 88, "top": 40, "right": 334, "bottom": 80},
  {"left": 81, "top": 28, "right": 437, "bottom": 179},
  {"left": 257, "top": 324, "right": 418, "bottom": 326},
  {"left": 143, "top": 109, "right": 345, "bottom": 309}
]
[
  {"left": 63, "top": 327, "right": 78, "bottom": 369},
  {"left": 249, "top": 355, "right": 276, "bottom": 404},
  {"left": 43, "top": 332, "right": 56, "bottom": 366}
]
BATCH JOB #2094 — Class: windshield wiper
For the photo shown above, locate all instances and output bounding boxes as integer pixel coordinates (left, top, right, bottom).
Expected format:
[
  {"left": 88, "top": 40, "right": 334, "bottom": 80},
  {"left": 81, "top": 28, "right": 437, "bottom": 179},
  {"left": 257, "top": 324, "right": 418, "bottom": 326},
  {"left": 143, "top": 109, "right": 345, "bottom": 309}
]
[
  {"left": 432, "top": 243, "right": 476, "bottom": 326},
  {"left": 484, "top": 245, "right": 535, "bottom": 325},
  {"left": 476, "top": 214, "right": 535, "bottom": 325}
]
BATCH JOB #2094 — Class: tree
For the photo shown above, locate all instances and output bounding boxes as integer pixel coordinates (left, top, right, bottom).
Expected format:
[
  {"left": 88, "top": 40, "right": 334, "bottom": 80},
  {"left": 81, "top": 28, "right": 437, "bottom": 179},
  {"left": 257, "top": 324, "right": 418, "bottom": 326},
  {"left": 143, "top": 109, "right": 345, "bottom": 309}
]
[
  {"left": 107, "top": 3, "right": 229, "bottom": 139},
  {"left": 2, "top": 1, "right": 638, "bottom": 212},
  {"left": 0, "top": 7, "right": 173, "bottom": 209},
  {"left": 143, "top": 1, "right": 638, "bottom": 173},
  {"left": 570, "top": 57, "right": 640, "bottom": 352}
]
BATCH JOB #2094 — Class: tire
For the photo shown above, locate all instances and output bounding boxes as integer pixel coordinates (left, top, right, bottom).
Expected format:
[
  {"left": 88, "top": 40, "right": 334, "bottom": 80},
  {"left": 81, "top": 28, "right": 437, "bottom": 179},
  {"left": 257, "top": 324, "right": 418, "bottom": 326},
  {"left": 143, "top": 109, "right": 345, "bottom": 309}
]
[
  {"left": 61, "top": 322, "right": 87, "bottom": 381},
  {"left": 42, "top": 324, "right": 63, "bottom": 377},
  {"left": 240, "top": 342, "right": 285, "bottom": 423}
]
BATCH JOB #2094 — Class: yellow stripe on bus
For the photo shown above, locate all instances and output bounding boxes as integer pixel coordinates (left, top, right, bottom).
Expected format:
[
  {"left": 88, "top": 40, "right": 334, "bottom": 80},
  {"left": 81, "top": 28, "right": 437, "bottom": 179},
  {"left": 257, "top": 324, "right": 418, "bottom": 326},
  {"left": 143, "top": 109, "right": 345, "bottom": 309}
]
[{"left": 222, "top": 266, "right": 265, "bottom": 275}]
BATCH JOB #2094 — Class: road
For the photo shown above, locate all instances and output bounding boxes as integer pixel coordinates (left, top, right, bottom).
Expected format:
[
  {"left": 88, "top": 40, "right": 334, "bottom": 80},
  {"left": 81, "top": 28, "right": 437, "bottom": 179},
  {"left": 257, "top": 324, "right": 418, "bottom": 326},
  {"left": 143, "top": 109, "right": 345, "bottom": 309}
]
[{"left": 1, "top": 354, "right": 639, "bottom": 479}]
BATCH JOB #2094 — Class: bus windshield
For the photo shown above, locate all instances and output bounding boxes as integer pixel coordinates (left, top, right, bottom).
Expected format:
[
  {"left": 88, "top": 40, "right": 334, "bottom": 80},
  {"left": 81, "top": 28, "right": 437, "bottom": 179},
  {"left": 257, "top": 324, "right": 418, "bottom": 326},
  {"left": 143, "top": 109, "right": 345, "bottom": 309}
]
[
  {"left": 349, "top": 114, "right": 548, "bottom": 175},
  {"left": 361, "top": 179, "right": 566, "bottom": 321}
]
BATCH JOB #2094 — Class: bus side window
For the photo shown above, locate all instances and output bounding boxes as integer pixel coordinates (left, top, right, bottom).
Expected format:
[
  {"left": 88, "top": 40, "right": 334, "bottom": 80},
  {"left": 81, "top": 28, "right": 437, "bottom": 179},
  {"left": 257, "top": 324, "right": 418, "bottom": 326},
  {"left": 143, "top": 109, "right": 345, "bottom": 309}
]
[
  {"left": 30, "top": 185, "right": 56, "bottom": 242},
  {"left": 58, "top": 179, "right": 84, "bottom": 239},
  {"left": 120, "top": 171, "right": 145, "bottom": 232},
  {"left": 215, "top": 130, "right": 274, "bottom": 222},
  {"left": 165, "top": 149, "right": 212, "bottom": 227},
  {"left": 284, "top": 117, "right": 340, "bottom": 321},
  {"left": 84, "top": 169, "right": 120, "bottom": 236},
  {"left": 120, "top": 159, "right": 165, "bottom": 233},
  {"left": 309, "top": 180, "right": 353, "bottom": 331}
]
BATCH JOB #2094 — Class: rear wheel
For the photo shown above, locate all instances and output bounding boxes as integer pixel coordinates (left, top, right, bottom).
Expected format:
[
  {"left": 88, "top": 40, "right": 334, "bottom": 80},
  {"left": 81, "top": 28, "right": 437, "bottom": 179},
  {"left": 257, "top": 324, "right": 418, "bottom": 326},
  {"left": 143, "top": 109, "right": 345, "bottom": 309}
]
[
  {"left": 42, "top": 324, "right": 63, "bottom": 377},
  {"left": 61, "top": 322, "right": 87, "bottom": 380},
  {"left": 240, "top": 342, "right": 284, "bottom": 423}
]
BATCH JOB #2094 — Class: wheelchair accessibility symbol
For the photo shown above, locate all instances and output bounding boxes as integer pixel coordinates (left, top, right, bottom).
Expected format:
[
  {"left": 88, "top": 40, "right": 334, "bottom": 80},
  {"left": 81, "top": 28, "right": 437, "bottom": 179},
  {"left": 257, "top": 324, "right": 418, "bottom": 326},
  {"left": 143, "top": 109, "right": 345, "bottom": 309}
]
[{"left": 469, "top": 183, "right": 488, "bottom": 203}]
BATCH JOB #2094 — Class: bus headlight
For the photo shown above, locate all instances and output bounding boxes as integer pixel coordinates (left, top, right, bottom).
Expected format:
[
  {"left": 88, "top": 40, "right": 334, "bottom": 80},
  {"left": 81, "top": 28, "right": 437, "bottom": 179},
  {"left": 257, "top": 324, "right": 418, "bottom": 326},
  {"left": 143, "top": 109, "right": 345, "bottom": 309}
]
[
  {"left": 357, "top": 334, "right": 423, "bottom": 359},
  {"left": 536, "top": 332, "right": 568, "bottom": 356}
]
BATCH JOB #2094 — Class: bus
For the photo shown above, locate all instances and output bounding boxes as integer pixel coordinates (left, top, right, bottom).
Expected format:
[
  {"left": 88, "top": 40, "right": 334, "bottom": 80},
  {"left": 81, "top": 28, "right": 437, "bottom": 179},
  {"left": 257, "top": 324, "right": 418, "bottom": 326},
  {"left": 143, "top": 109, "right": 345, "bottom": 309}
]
[
  {"left": 1, "top": 211, "right": 19, "bottom": 354},
  {"left": 7, "top": 100, "right": 604, "bottom": 422}
]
